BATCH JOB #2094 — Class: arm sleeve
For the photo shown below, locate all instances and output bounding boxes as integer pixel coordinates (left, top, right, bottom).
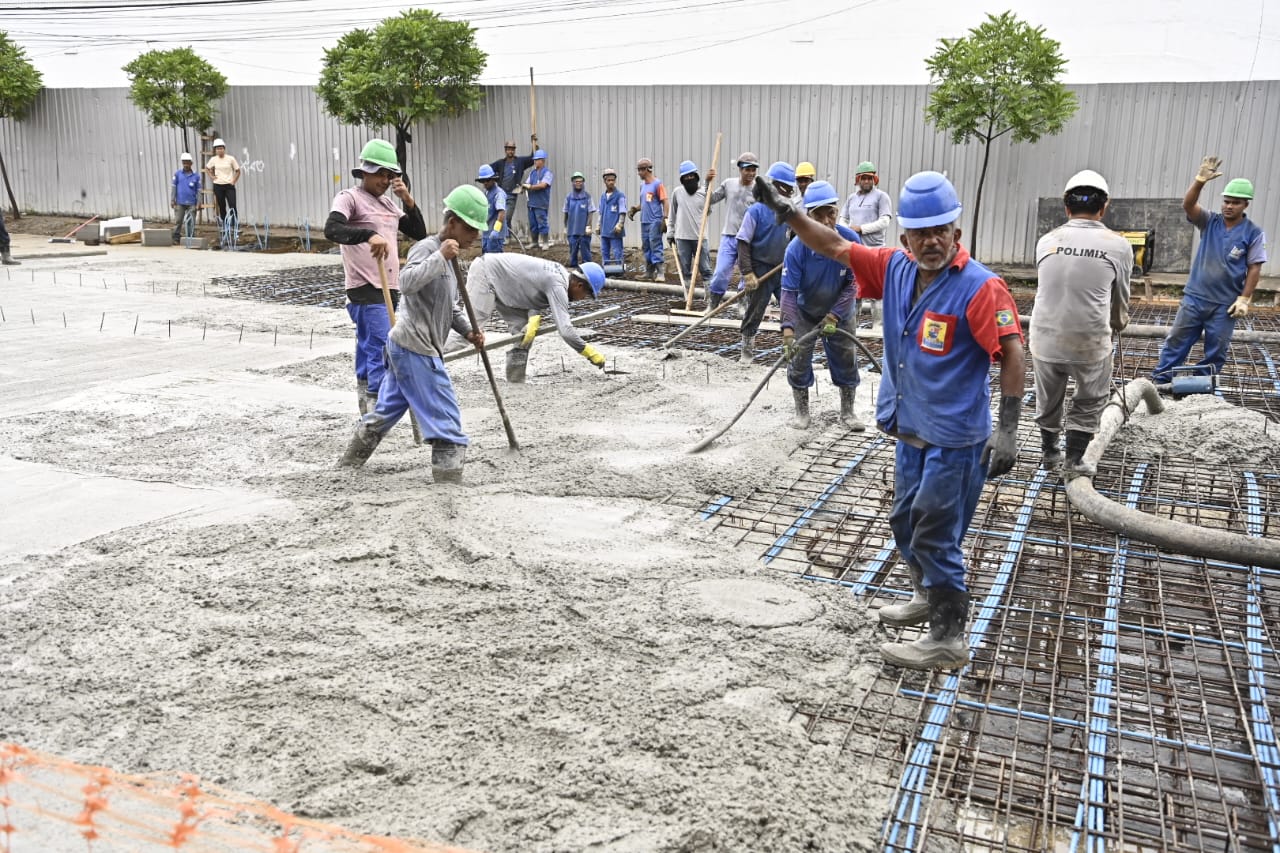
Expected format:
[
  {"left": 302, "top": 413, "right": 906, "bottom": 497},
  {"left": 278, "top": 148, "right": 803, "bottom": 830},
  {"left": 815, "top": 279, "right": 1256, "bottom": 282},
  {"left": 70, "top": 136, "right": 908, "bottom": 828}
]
[
  {"left": 1248, "top": 230, "right": 1269, "bottom": 265},
  {"left": 563, "top": 194, "right": 571, "bottom": 213},
  {"left": 1111, "top": 241, "right": 1133, "bottom": 331},
  {"left": 735, "top": 208, "right": 757, "bottom": 243},
  {"left": 831, "top": 281, "right": 857, "bottom": 321},
  {"left": 398, "top": 204, "right": 427, "bottom": 240},
  {"left": 860, "top": 213, "right": 893, "bottom": 237},
  {"left": 847, "top": 245, "right": 895, "bottom": 299},
  {"left": 738, "top": 239, "right": 754, "bottom": 276},
  {"left": 398, "top": 244, "right": 449, "bottom": 296},
  {"left": 1188, "top": 208, "right": 1211, "bottom": 229},
  {"left": 548, "top": 284, "right": 587, "bottom": 352},
  {"left": 450, "top": 293, "right": 472, "bottom": 338},
  {"left": 710, "top": 181, "right": 727, "bottom": 204},
  {"left": 966, "top": 278, "right": 1024, "bottom": 359},
  {"left": 324, "top": 210, "right": 376, "bottom": 245},
  {"left": 780, "top": 289, "right": 800, "bottom": 330}
]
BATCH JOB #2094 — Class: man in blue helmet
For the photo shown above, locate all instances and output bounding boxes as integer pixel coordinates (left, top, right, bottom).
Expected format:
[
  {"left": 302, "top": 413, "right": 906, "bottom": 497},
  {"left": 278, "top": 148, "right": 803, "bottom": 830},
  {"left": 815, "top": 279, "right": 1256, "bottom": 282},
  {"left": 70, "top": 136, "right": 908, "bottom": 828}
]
[
  {"left": 476, "top": 164, "right": 507, "bottom": 254},
  {"left": 736, "top": 161, "right": 797, "bottom": 363},
  {"left": 522, "top": 149, "right": 553, "bottom": 249},
  {"left": 447, "top": 255, "right": 609, "bottom": 383},
  {"left": 755, "top": 169, "right": 1025, "bottom": 672},
  {"left": 668, "top": 159, "right": 719, "bottom": 288},
  {"left": 780, "top": 180, "right": 864, "bottom": 431}
]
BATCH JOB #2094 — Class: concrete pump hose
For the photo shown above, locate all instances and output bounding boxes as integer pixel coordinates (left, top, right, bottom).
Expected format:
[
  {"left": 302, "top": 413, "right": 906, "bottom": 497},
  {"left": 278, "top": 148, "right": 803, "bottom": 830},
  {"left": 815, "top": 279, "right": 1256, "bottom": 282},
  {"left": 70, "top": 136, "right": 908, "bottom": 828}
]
[{"left": 1065, "top": 379, "right": 1280, "bottom": 570}]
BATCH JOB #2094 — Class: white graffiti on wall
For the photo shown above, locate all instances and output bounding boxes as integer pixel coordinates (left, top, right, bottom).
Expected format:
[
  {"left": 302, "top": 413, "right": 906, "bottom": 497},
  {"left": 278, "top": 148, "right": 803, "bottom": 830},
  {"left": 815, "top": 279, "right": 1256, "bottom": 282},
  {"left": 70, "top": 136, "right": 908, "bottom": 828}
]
[{"left": 239, "top": 148, "right": 266, "bottom": 174}]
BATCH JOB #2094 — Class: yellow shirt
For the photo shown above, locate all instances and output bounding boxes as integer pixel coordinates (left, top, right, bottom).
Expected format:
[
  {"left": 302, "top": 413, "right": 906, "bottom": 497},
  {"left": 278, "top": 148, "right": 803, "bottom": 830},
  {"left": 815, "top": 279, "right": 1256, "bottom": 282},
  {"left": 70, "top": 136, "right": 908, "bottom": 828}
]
[{"left": 206, "top": 154, "right": 240, "bottom": 185}]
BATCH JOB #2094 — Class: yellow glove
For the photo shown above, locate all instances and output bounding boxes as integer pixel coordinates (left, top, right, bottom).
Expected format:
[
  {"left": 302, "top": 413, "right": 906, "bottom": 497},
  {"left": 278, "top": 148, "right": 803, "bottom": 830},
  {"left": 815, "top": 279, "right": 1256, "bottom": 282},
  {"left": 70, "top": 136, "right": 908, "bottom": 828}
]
[
  {"left": 493, "top": 220, "right": 503, "bottom": 232},
  {"left": 743, "top": 273, "right": 759, "bottom": 292},
  {"left": 1227, "top": 295, "right": 1251, "bottom": 318},
  {"left": 1196, "top": 155, "right": 1223, "bottom": 184},
  {"left": 581, "top": 343, "right": 606, "bottom": 368},
  {"left": 521, "top": 315, "right": 541, "bottom": 347}
]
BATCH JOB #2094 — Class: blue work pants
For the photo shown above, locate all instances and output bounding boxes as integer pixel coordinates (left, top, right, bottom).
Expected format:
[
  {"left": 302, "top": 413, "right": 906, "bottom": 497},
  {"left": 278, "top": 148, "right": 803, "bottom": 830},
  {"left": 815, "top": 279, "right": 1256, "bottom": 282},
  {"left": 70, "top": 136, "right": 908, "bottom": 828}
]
[
  {"left": 888, "top": 441, "right": 987, "bottom": 593},
  {"left": 600, "top": 235, "right": 624, "bottom": 265},
  {"left": 1151, "top": 293, "right": 1236, "bottom": 382},
  {"left": 362, "top": 340, "right": 468, "bottom": 446},
  {"left": 786, "top": 310, "right": 860, "bottom": 390},
  {"left": 346, "top": 302, "right": 393, "bottom": 396},
  {"left": 641, "top": 220, "right": 664, "bottom": 266},
  {"left": 482, "top": 229, "right": 505, "bottom": 254},
  {"left": 569, "top": 234, "right": 592, "bottom": 267},
  {"left": 528, "top": 206, "right": 549, "bottom": 237},
  {"left": 708, "top": 234, "right": 739, "bottom": 296}
]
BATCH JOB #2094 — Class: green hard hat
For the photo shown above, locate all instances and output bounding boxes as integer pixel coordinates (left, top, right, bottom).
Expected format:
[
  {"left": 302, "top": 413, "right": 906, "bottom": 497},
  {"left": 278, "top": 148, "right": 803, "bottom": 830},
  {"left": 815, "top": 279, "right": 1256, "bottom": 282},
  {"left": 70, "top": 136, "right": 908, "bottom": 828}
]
[
  {"left": 1222, "top": 178, "right": 1254, "bottom": 199},
  {"left": 856, "top": 161, "right": 877, "bottom": 175},
  {"left": 571, "top": 171, "right": 585, "bottom": 180},
  {"left": 443, "top": 184, "right": 489, "bottom": 231},
  {"left": 357, "top": 138, "right": 400, "bottom": 172}
]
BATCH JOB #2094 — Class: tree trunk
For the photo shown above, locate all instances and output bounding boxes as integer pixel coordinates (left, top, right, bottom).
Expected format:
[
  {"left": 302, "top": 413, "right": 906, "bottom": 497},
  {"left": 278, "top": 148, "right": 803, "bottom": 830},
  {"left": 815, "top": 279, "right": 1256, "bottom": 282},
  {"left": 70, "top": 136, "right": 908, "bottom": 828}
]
[
  {"left": 970, "top": 136, "right": 995, "bottom": 259},
  {"left": 0, "top": 150, "right": 20, "bottom": 220},
  {"left": 394, "top": 124, "right": 412, "bottom": 191}
]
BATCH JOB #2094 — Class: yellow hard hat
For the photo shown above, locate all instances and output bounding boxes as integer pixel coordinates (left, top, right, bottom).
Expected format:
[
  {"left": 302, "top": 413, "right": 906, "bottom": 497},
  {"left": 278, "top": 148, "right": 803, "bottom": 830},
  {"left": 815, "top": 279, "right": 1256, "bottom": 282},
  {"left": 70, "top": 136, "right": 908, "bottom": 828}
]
[{"left": 795, "top": 162, "right": 817, "bottom": 178}]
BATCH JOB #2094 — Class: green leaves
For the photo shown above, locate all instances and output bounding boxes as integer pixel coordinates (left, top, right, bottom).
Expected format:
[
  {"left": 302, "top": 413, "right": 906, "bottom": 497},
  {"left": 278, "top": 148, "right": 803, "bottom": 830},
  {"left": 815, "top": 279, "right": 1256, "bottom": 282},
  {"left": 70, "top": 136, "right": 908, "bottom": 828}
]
[
  {"left": 924, "top": 11, "right": 1077, "bottom": 146},
  {"left": 0, "top": 32, "right": 43, "bottom": 121},
  {"left": 123, "top": 47, "right": 228, "bottom": 133}
]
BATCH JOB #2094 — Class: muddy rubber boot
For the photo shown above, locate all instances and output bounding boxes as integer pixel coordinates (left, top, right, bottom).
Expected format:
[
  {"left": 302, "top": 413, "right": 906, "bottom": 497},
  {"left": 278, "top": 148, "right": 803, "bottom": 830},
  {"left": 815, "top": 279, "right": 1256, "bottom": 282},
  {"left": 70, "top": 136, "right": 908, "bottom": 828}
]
[
  {"left": 431, "top": 442, "right": 467, "bottom": 484},
  {"left": 357, "top": 378, "right": 371, "bottom": 416},
  {"left": 336, "top": 423, "right": 383, "bottom": 469},
  {"left": 878, "top": 563, "right": 930, "bottom": 627},
  {"left": 738, "top": 335, "right": 755, "bottom": 364},
  {"left": 706, "top": 291, "right": 724, "bottom": 313},
  {"left": 1063, "top": 430, "right": 1096, "bottom": 480},
  {"left": 880, "top": 588, "right": 970, "bottom": 670},
  {"left": 789, "top": 387, "right": 811, "bottom": 430},
  {"left": 1, "top": 252, "right": 18, "bottom": 266},
  {"left": 506, "top": 347, "right": 529, "bottom": 384},
  {"left": 839, "top": 386, "right": 866, "bottom": 432},
  {"left": 1040, "top": 428, "right": 1063, "bottom": 471}
]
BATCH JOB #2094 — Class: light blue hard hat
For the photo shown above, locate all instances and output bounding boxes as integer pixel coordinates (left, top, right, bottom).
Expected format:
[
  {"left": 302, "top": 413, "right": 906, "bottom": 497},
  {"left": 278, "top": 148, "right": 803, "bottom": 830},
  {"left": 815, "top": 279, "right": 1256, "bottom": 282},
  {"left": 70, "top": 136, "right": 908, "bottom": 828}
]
[
  {"left": 679, "top": 160, "right": 698, "bottom": 177},
  {"left": 766, "top": 161, "right": 797, "bottom": 188},
  {"left": 803, "top": 180, "right": 840, "bottom": 209},
  {"left": 577, "top": 262, "right": 605, "bottom": 297},
  {"left": 476, "top": 164, "right": 496, "bottom": 181},
  {"left": 897, "top": 171, "right": 962, "bottom": 229},
  {"left": 533, "top": 149, "right": 548, "bottom": 160}
]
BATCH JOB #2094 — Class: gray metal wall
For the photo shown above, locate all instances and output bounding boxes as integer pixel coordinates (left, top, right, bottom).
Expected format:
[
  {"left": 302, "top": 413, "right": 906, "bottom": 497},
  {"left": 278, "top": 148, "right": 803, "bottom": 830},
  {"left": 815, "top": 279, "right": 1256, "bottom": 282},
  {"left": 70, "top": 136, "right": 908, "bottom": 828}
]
[{"left": 1, "top": 81, "right": 1275, "bottom": 273}]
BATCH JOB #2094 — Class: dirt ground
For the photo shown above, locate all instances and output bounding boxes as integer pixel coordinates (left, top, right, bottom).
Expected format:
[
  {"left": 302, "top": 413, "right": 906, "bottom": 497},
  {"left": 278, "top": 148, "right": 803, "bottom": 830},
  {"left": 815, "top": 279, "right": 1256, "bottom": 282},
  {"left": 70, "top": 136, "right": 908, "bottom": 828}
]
[{"left": 0, "top": 249, "right": 898, "bottom": 852}]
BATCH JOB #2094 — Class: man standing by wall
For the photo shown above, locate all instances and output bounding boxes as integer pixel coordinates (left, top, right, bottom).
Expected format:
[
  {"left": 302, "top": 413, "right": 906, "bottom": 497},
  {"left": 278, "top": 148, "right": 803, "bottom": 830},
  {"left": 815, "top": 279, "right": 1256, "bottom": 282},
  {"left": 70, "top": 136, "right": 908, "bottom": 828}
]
[
  {"left": 628, "top": 158, "right": 668, "bottom": 281},
  {"left": 668, "top": 160, "right": 718, "bottom": 288},
  {"left": 1032, "top": 170, "right": 1132, "bottom": 479},
  {"left": 564, "top": 171, "right": 596, "bottom": 267},
  {"left": 171, "top": 153, "right": 201, "bottom": 244},
  {"left": 522, "top": 149, "right": 553, "bottom": 249},
  {"left": 490, "top": 136, "right": 537, "bottom": 237},
  {"left": 1152, "top": 156, "right": 1267, "bottom": 384},
  {"left": 839, "top": 161, "right": 893, "bottom": 246},
  {"left": 205, "top": 138, "right": 241, "bottom": 222},
  {"left": 598, "top": 168, "right": 627, "bottom": 268}
]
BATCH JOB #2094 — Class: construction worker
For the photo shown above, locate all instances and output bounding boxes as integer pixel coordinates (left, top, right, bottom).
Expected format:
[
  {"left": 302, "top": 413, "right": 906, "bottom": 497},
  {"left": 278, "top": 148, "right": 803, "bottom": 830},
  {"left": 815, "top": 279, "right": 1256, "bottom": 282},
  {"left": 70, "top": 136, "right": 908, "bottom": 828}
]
[
  {"left": 795, "top": 161, "right": 817, "bottom": 196},
  {"left": 204, "top": 138, "right": 241, "bottom": 223},
  {"left": 754, "top": 170, "right": 1026, "bottom": 671},
  {"left": 736, "top": 161, "right": 797, "bottom": 363},
  {"left": 324, "top": 138, "right": 428, "bottom": 415},
  {"left": 598, "top": 169, "right": 627, "bottom": 268},
  {"left": 0, "top": 205, "right": 16, "bottom": 265},
  {"left": 337, "top": 185, "right": 488, "bottom": 482},
  {"left": 706, "top": 152, "right": 759, "bottom": 310},
  {"left": 1032, "top": 170, "right": 1133, "bottom": 479},
  {"left": 171, "top": 153, "right": 201, "bottom": 244},
  {"left": 780, "top": 181, "right": 864, "bottom": 431},
  {"left": 489, "top": 136, "right": 537, "bottom": 235},
  {"left": 1152, "top": 156, "right": 1268, "bottom": 384},
  {"left": 446, "top": 256, "right": 608, "bottom": 384},
  {"left": 839, "top": 162, "right": 893, "bottom": 247},
  {"left": 564, "top": 171, "right": 596, "bottom": 267},
  {"left": 668, "top": 160, "right": 719, "bottom": 288},
  {"left": 627, "top": 158, "right": 668, "bottom": 281},
  {"left": 522, "top": 149, "right": 553, "bottom": 249},
  {"left": 476, "top": 164, "right": 506, "bottom": 254}
]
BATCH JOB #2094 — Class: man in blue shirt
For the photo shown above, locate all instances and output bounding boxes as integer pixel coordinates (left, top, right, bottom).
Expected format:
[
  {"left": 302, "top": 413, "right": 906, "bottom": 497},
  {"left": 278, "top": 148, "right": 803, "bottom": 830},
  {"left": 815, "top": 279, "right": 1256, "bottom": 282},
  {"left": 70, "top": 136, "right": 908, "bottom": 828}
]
[
  {"left": 522, "top": 149, "right": 553, "bottom": 250},
  {"left": 489, "top": 136, "right": 537, "bottom": 238},
  {"left": 1152, "top": 156, "right": 1268, "bottom": 383},
  {"left": 598, "top": 169, "right": 627, "bottom": 267},
  {"left": 563, "top": 171, "right": 596, "bottom": 267},
  {"left": 755, "top": 170, "right": 1025, "bottom": 672},
  {"left": 171, "top": 153, "right": 202, "bottom": 244},
  {"left": 476, "top": 164, "right": 507, "bottom": 254},
  {"left": 736, "top": 161, "right": 796, "bottom": 363}
]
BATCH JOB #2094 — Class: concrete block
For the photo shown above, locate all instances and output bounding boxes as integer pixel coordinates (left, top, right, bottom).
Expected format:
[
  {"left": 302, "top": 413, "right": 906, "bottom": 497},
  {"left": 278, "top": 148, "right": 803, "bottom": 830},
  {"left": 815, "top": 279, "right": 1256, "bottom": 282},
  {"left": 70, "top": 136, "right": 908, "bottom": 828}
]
[
  {"left": 183, "top": 237, "right": 209, "bottom": 250},
  {"left": 101, "top": 226, "right": 130, "bottom": 240},
  {"left": 141, "top": 229, "right": 171, "bottom": 247}
]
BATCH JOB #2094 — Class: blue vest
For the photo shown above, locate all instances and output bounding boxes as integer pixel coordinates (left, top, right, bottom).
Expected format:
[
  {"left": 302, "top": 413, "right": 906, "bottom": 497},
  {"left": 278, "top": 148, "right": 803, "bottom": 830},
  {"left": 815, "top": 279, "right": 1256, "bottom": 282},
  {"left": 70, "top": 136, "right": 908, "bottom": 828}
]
[
  {"left": 527, "top": 167, "right": 552, "bottom": 209},
  {"left": 743, "top": 203, "right": 790, "bottom": 269},
  {"left": 1185, "top": 211, "right": 1264, "bottom": 305},
  {"left": 599, "top": 190, "right": 626, "bottom": 233},
  {"left": 564, "top": 189, "right": 592, "bottom": 234},
  {"left": 781, "top": 224, "right": 860, "bottom": 316}
]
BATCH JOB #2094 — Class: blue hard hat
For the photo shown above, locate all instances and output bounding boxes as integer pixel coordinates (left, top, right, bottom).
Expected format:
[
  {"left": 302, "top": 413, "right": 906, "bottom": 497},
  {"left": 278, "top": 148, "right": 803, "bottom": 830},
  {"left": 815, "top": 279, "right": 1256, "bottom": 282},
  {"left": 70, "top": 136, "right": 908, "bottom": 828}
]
[
  {"left": 679, "top": 160, "right": 698, "bottom": 177},
  {"left": 897, "top": 171, "right": 962, "bottom": 229},
  {"left": 766, "top": 161, "right": 797, "bottom": 188},
  {"left": 577, "top": 262, "right": 605, "bottom": 297},
  {"left": 476, "top": 164, "right": 496, "bottom": 181},
  {"left": 803, "top": 180, "right": 840, "bottom": 209},
  {"left": 534, "top": 149, "right": 548, "bottom": 160}
]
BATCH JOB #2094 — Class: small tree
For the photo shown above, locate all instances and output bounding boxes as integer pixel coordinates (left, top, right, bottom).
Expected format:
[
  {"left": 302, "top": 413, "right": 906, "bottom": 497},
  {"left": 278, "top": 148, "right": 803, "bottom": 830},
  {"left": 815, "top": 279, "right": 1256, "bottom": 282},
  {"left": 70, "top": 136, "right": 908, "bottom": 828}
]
[
  {"left": 318, "top": 9, "right": 486, "bottom": 183},
  {"left": 0, "top": 32, "right": 43, "bottom": 218},
  {"left": 124, "top": 47, "right": 228, "bottom": 156},
  {"left": 924, "top": 11, "right": 1077, "bottom": 256}
]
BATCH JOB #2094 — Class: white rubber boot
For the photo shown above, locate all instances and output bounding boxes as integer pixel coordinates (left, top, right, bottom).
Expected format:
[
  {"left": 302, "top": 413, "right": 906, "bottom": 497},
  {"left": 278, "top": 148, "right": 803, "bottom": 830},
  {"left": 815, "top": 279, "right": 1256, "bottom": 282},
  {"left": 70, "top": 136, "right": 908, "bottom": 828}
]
[
  {"left": 878, "top": 564, "right": 929, "bottom": 627},
  {"left": 880, "top": 588, "right": 970, "bottom": 670}
]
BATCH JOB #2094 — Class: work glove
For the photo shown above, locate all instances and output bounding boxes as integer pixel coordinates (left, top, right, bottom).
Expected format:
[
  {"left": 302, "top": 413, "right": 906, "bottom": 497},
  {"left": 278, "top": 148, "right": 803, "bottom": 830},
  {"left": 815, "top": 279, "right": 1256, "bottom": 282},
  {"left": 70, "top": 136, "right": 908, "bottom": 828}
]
[
  {"left": 493, "top": 220, "right": 503, "bottom": 232},
  {"left": 613, "top": 223, "right": 623, "bottom": 235},
  {"left": 782, "top": 328, "right": 798, "bottom": 361},
  {"left": 521, "top": 315, "right": 541, "bottom": 347},
  {"left": 821, "top": 312, "right": 840, "bottom": 336},
  {"left": 743, "top": 272, "right": 760, "bottom": 292},
  {"left": 1227, "top": 295, "right": 1251, "bottom": 318},
  {"left": 1195, "top": 155, "right": 1223, "bottom": 184},
  {"left": 581, "top": 343, "right": 607, "bottom": 368},
  {"left": 981, "top": 395, "right": 1022, "bottom": 479},
  {"left": 752, "top": 175, "right": 804, "bottom": 224}
]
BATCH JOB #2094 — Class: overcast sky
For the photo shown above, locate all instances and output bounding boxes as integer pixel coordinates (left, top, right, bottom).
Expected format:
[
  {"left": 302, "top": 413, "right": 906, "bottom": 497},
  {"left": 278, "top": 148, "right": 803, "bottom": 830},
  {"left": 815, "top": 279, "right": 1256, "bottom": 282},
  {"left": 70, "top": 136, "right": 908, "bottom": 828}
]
[{"left": 4, "top": 0, "right": 1276, "bottom": 89}]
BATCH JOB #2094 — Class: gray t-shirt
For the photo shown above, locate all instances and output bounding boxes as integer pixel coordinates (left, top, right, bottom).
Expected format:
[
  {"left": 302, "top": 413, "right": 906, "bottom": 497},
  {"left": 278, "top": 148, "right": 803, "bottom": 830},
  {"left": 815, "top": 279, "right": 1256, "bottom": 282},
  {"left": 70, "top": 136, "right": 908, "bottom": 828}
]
[
  {"left": 391, "top": 233, "right": 473, "bottom": 358},
  {"left": 668, "top": 183, "right": 716, "bottom": 241},
  {"left": 469, "top": 253, "right": 587, "bottom": 352},
  {"left": 839, "top": 187, "right": 893, "bottom": 247},
  {"left": 1031, "top": 219, "right": 1133, "bottom": 364},
  {"left": 710, "top": 178, "right": 755, "bottom": 236}
]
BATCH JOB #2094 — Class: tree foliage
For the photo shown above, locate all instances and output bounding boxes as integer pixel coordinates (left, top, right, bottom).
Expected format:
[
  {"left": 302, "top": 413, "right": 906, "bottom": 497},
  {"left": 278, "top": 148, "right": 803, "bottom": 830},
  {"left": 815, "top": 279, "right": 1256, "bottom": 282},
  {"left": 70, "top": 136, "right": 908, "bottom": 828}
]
[
  {"left": 0, "top": 32, "right": 42, "bottom": 121},
  {"left": 317, "top": 9, "right": 487, "bottom": 177},
  {"left": 123, "top": 47, "right": 228, "bottom": 152},
  {"left": 924, "top": 11, "right": 1078, "bottom": 255}
]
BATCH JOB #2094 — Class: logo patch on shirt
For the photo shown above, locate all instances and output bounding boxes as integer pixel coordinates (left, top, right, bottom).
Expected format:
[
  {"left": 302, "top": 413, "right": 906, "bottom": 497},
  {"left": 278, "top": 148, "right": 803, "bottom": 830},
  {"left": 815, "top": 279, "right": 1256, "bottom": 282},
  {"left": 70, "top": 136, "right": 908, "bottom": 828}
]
[
  {"left": 995, "top": 308, "right": 1019, "bottom": 335},
  {"left": 1229, "top": 246, "right": 1245, "bottom": 260},
  {"left": 922, "top": 317, "right": 949, "bottom": 352}
]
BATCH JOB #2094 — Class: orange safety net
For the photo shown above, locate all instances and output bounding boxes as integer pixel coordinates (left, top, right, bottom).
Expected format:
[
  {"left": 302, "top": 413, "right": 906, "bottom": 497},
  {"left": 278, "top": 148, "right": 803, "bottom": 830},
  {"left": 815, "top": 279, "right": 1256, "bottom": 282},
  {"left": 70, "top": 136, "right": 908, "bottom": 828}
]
[{"left": 0, "top": 743, "right": 479, "bottom": 853}]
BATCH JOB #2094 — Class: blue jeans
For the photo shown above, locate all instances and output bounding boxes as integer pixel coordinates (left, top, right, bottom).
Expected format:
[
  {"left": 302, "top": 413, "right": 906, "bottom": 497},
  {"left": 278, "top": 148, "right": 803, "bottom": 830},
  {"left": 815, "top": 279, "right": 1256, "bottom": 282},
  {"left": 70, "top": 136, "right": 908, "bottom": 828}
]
[
  {"left": 675, "top": 238, "right": 714, "bottom": 285},
  {"left": 786, "top": 309, "right": 860, "bottom": 389},
  {"left": 568, "top": 234, "right": 592, "bottom": 267},
  {"left": 346, "top": 301, "right": 394, "bottom": 396},
  {"left": 600, "top": 235, "right": 624, "bottom": 265},
  {"left": 708, "top": 234, "right": 739, "bottom": 296},
  {"left": 482, "top": 229, "right": 505, "bottom": 254},
  {"left": 888, "top": 441, "right": 988, "bottom": 593},
  {"left": 528, "top": 206, "right": 548, "bottom": 237},
  {"left": 1151, "top": 293, "right": 1236, "bottom": 382},
  {"left": 641, "top": 220, "right": 664, "bottom": 266},
  {"left": 362, "top": 340, "right": 469, "bottom": 446}
]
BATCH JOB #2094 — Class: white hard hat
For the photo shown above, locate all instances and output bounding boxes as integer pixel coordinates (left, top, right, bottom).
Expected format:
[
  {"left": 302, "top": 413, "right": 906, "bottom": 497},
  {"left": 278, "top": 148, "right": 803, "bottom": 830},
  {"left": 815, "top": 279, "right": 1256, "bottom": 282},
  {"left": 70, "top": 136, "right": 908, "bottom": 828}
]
[
  {"left": 212, "top": 138, "right": 226, "bottom": 148},
  {"left": 1064, "top": 169, "right": 1109, "bottom": 195},
  {"left": 180, "top": 153, "right": 193, "bottom": 161}
]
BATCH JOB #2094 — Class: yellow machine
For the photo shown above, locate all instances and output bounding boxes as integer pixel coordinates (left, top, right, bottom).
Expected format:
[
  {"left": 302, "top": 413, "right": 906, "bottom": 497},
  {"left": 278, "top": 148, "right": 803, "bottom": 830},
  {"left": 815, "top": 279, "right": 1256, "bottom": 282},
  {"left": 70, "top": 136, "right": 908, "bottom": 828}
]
[{"left": 1119, "top": 229, "right": 1155, "bottom": 275}]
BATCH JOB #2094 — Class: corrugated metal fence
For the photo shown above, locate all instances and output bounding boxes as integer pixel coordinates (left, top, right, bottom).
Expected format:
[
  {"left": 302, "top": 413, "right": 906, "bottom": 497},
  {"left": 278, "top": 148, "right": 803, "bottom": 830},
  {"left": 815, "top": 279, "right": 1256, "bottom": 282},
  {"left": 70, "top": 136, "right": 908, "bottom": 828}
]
[{"left": 0, "top": 81, "right": 1275, "bottom": 272}]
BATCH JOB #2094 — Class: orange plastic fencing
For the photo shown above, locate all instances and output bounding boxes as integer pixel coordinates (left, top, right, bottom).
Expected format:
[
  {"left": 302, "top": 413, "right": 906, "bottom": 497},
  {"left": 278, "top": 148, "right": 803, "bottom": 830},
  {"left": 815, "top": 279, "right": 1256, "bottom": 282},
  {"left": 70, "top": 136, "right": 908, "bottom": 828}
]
[{"left": 0, "top": 743, "right": 480, "bottom": 853}]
